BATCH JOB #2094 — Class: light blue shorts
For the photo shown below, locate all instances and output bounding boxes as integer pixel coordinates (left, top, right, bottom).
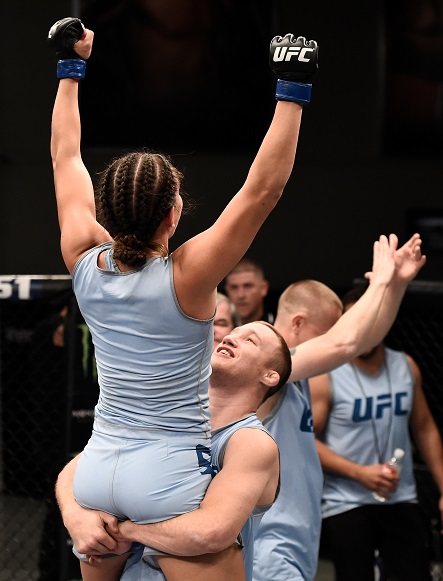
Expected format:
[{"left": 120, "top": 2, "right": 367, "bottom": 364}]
[{"left": 73, "top": 418, "right": 214, "bottom": 524}]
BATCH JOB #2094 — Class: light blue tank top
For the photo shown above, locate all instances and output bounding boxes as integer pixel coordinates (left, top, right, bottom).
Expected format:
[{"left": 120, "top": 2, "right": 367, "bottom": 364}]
[
  {"left": 211, "top": 414, "right": 277, "bottom": 581},
  {"left": 321, "top": 347, "right": 417, "bottom": 518},
  {"left": 72, "top": 242, "right": 213, "bottom": 434},
  {"left": 253, "top": 380, "right": 323, "bottom": 581}
]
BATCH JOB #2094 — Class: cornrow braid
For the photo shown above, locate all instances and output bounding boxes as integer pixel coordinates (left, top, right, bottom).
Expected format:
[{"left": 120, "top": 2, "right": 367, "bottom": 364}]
[
  {"left": 131, "top": 154, "right": 166, "bottom": 247},
  {"left": 138, "top": 154, "right": 178, "bottom": 248},
  {"left": 113, "top": 234, "right": 147, "bottom": 268},
  {"left": 96, "top": 151, "right": 180, "bottom": 268},
  {"left": 112, "top": 153, "right": 138, "bottom": 235},
  {"left": 97, "top": 157, "right": 121, "bottom": 236}
]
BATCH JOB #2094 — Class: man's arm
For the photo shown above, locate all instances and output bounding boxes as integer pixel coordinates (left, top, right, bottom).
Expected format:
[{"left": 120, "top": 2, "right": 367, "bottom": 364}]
[
  {"left": 408, "top": 356, "right": 443, "bottom": 525},
  {"left": 289, "top": 234, "right": 396, "bottom": 381},
  {"left": 118, "top": 428, "right": 279, "bottom": 555},
  {"left": 57, "top": 429, "right": 279, "bottom": 557},
  {"left": 289, "top": 233, "right": 425, "bottom": 382},
  {"left": 310, "top": 373, "right": 399, "bottom": 498}
]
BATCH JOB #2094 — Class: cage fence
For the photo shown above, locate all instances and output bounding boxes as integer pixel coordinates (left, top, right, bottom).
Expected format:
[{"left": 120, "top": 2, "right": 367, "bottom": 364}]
[
  {"left": 384, "top": 281, "right": 443, "bottom": 573},
  {"left": 0, "top": 276, "right": 98, "bottom": 581}
]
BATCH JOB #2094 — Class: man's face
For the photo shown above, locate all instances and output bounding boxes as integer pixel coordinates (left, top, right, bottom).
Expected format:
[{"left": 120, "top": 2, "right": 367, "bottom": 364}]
[
  {"left": 211, "top": 322, "right": 280, "bottom": 383},
  {"left": 224, "top": 272, "right": 268, "bottom": 323},
  {"left": 213, "top": 300, "right": 235, "bottom": 345}
]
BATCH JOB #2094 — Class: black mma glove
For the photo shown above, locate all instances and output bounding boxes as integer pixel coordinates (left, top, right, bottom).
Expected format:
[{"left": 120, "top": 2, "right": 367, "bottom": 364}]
[
  {"left": 48, "top": 17, "right": 86, "bottom": 79},
  {"left": 269, "top": 34, "right": 319, "bottom": 104}
]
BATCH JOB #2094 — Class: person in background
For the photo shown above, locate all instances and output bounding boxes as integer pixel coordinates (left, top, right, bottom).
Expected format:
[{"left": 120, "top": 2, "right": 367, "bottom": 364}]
[
  {"left": 310, "top": 284, "right": 443, "bottom": 581},
  {"left": 224, "top": 258, "right": 274, "bottom": 325},
  {"left": 214, "top": 293, "right": 240, "bottom": 345},
  {"left": 253, "top": 279, "right": 342, "bottom": 581}
]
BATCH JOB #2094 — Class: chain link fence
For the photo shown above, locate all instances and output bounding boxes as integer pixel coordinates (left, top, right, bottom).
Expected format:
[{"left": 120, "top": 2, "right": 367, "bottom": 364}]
[
  {"left": 1, "top": 277, "right": 443, "bottom": 579},
  {"left": 0, "top": 276, "right": 98, "bottom": 581},
  {"left": 385, "top": 281, "right": 443, "bottom": 574}
]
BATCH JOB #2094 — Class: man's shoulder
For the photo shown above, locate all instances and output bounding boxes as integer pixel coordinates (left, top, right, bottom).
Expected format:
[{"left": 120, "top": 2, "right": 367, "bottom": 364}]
[
  {"left": 224, "top": 428, "right": 279, "bottom": 485},
  {"left": 227, "top": 424, "right": 278, "bottom": 457},
  {"left": 212, "top": 415, "right": 274, "bottom": 470}
]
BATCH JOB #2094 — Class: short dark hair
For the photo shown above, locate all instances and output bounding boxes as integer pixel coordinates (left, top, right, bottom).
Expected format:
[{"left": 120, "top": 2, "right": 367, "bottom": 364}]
[
  {"left": 226, "top": 257, "right": 266, "bottom": 281},
  {"left": 257, "top": 321, "right": 292, "bottom": 402}
]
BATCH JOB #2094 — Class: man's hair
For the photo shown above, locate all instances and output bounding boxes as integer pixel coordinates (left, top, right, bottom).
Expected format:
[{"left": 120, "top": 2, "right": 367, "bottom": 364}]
[
  {"left": 226, "top": 257, "right": 266, "bottom": 281},
  {"left": 257, "top": 321, "right": 292, "bottom": 402},
  {"left": 216, "top": 292, "right": 241, "bottom": 327},
  {"left": 341, "top": 284, "right": 368, "bottom": 311},
  {"left": 276, "top": 280, "right": 343, "bottom": 320}
]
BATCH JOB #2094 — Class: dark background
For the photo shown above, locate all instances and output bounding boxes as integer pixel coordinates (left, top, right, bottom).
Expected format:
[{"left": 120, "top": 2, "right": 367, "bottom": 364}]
[{"left": 1, "top": 0, "right": 442, "bottom": 294}]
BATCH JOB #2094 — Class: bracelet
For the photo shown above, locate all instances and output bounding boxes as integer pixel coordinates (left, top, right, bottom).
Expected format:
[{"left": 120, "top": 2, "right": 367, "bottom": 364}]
[
  {"left": 275, "top": 80, "right": 312, "bottom": 105},
  {"left": 57, "top": 59, "right": 86, "bottom": 80}
]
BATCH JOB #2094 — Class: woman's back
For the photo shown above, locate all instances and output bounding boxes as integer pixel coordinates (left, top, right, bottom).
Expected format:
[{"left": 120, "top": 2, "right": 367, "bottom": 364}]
[{"left": 73, "top": 243, "right": 212, "bottom": 432}]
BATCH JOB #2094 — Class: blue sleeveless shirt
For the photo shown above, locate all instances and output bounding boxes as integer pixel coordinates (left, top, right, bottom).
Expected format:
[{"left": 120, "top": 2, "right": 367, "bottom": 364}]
[
  {"left": 253, "top": 380, "right": 323, "bottom": 581},
  {"left": 72, "top": 242, "right": 213, "bottom": 434},
  {"left": 321, "top": 347, "right": 417, "bottom": 518}
]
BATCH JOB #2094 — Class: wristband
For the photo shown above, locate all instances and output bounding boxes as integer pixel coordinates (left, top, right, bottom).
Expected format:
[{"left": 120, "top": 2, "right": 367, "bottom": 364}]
[
  {"left": 276, "top": 80, "right": 312, "bottom": 104},
  {"left": 56, "top": 58, "right": 86, "bottom": 80}
]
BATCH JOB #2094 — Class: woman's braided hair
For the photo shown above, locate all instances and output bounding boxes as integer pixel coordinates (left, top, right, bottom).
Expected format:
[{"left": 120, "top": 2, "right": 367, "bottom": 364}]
[{"left": 96, "top": 151, "right": 184, "bottom": 268}]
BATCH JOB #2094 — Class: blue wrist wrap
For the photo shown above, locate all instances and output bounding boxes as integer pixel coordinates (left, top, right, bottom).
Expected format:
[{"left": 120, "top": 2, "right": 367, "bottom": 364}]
[
  {"left": 57, "top": 59, "right": 86, "bottom": 80},
  {"left": 276, "top": 80, "right": 312, "bottom": 104}
]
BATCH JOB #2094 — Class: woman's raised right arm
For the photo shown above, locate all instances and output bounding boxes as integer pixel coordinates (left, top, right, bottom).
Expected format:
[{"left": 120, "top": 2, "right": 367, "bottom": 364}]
[{"left": 49, "top": 19, "right": 111, "bottom": 273}]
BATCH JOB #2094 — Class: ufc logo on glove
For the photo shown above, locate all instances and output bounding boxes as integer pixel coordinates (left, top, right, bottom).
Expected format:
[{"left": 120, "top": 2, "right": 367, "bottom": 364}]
[{"left": 272, "top": 46, "right": 315, "bottom": 63}]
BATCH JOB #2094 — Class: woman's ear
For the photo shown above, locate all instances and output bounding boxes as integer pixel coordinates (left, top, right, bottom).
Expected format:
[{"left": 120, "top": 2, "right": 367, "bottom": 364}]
[{"left": 164, "top": 206, "right": 175, "bottom": 228}]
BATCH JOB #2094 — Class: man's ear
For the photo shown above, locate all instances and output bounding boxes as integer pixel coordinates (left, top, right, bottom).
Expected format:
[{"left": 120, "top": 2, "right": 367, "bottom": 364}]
[
  {"left": 260, "top": 279, "right": 270, "bottom": 298},
  {"left": 262, "top": 369, "right": 280, "bottom": 388},
  {"left": 291, "top": 313, "right": 306, "bottom": 336}
]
